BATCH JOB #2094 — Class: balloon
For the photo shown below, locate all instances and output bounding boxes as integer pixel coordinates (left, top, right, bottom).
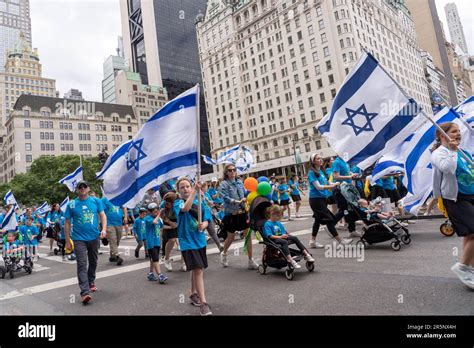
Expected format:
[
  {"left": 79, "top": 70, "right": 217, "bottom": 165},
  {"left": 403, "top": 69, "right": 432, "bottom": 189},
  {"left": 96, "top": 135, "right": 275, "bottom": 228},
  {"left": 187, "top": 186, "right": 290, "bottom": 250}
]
[
  {"left": 247, "top": 191, "right": 259, "bottom": 204},
  {"left": 65, "top": 239, "right": 74, "bottom": 254},
  {"left": 244, "top": 177, "right": 258, "bottom": 192},
  {"left": 257, "top": 182, "right": 272, "bottom": 196},
  {"left": 266, "top": 194, "right": 272, "bottom": 201},
  {"left": 257, "top": 176, "right": 269, "bottom": 183}
]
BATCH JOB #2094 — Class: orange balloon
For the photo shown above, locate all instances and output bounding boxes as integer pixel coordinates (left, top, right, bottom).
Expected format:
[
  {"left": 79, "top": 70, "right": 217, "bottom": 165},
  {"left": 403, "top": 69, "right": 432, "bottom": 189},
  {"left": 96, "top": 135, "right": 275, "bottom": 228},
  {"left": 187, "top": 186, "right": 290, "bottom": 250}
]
[{"left": 244, "top": 177, "right": 258, "bottom": 192}]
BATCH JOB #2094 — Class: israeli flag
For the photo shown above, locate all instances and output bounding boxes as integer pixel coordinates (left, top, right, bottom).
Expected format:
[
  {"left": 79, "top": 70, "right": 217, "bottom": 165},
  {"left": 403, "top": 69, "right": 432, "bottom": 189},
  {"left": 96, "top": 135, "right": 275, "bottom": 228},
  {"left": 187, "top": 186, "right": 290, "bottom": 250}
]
[
  {"left": 202, "top": 155, "right": 218, "bottom": 166},
  {"left": 60, "top": 197, "right": 70, "bottom": 213},
  {"left": 216, "top": 144, "right": 241, "bottom": 164},
  {"left": 236, "top": 146, "right": 254, "bottom": 174},
  {"left": 35, "top": 202, "right": 51, "bottom": 215},
  {"left": 317, "top": 52, "right": 424, "bottom": 169},
  {"left": 59, "top": 166, "right": 83, "bottom": 192},
  {"left": 455, "top": 96, "right": 474, "bottom": 121},
  {"left": 1, "top": 207, "right": 18, "bottom": 231},
  {"left": 4, "top": 190, "right": 18, "bottom": 209},
  {"left": 98, "top": 85, "right": 200, "bottom": 208},
  {"left": 402, "top": 107, "right": 470, "bottom": 214}
]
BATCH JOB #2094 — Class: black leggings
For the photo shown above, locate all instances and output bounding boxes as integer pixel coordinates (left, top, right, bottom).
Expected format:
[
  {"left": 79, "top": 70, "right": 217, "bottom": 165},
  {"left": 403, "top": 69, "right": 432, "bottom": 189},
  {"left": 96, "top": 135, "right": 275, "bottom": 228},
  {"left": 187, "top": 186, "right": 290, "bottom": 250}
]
[
  {"left": 271, "top": 235, "right": 306, "bottom": 257},
  {"left": 333, "top": 189, "right": 356, "bottom": 232},
  {"left": 309, "top": 197, "right": 338, "bottom": 238}
]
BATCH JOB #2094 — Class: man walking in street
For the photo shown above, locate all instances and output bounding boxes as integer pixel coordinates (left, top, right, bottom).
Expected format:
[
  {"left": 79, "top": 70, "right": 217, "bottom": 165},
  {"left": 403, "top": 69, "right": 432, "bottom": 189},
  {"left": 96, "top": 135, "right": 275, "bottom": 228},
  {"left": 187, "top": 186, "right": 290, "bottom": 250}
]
[
  {"left": 65, "top": 181, "right": 107, "bottom": 305},
  {"left": 101, "top": 196, "right": 126, "bottom": 266}
]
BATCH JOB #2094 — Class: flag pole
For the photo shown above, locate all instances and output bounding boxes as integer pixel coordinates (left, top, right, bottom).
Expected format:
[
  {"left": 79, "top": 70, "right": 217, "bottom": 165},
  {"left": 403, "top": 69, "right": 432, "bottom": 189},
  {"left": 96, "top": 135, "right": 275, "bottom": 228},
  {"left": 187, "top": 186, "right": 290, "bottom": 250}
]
[
  {"left": 196, "top": 84, "right": 202, "bottom": 225},
  {"left": 360, "top": 47, "right": 473, "bottom": 165}
]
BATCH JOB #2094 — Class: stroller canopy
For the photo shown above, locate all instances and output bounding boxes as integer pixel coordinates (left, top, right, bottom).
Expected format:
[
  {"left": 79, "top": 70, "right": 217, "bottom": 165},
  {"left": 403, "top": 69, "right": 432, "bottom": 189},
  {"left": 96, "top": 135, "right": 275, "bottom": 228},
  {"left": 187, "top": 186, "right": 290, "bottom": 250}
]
[{"left": 249, "top": 196, "right": 273, "bottom": 231}]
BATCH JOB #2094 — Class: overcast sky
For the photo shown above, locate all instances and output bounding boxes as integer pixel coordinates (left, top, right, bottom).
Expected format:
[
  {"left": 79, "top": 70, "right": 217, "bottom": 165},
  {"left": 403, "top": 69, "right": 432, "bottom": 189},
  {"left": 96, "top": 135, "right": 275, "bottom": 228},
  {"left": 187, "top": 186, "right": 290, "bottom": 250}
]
[{"left": 30, "top": 0, "right": 473, "bottom": 102}]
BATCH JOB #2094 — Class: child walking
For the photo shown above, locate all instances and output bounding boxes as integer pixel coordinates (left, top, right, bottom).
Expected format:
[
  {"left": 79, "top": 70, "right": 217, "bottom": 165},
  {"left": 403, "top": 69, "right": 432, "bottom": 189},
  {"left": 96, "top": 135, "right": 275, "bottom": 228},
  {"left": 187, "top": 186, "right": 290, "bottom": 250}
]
[
  {"left": 133, "top": 208, "right": 148, "bottom": 259},
  {"left": 144, "top": 203, "right": 168, "bottom": 283}
]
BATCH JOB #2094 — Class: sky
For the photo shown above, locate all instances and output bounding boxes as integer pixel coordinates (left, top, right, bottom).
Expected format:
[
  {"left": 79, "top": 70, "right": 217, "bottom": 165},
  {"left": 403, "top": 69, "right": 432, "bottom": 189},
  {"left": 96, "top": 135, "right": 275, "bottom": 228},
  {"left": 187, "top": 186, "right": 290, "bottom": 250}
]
[{"left": 29, "top": 0, "right": 473, "bottom": 102}]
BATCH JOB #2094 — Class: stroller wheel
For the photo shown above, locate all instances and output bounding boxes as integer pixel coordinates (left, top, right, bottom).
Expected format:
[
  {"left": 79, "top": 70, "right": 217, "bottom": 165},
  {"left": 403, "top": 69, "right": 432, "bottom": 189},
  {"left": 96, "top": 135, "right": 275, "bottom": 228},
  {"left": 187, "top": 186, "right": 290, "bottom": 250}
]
[
  {"left": 285, "top": 269, "right": 295, "bottom": 281},
  {"left": 258, "top": 264, "right": 266, "bottom": 275},
  {"left": 440, "top": 222, "right": 455, "bottom": 237},
  {"left": 401, "top": 235, "right": 411, "bottom": 245},
  {"left": 390, "top": 241, "right": 401, "bottom": 251},
  {"left": 9, "top": 270, "right": 15, "bottom": 279},
  {"left": 306, "top": 261, "right": 315, "bottom": 272}
]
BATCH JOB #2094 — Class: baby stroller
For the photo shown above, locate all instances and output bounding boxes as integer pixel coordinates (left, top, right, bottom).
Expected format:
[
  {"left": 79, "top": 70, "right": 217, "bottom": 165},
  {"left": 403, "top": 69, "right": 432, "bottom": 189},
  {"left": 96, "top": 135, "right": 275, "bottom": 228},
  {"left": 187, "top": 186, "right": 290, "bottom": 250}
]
[
  {"left": 50, "top": 222, "right": 64, "bottom": 255},
  {"left": 339, "top": 183, "right": 411, "bottom": 251},
  {"left": 250, "top": 196, "right": 315, "bottom": 280},
  {"left": 1, "top": 232, "right": 34, "bottom": 279},
  {"left": 437, "top": 198, "right": 455, "bottom": 237}
]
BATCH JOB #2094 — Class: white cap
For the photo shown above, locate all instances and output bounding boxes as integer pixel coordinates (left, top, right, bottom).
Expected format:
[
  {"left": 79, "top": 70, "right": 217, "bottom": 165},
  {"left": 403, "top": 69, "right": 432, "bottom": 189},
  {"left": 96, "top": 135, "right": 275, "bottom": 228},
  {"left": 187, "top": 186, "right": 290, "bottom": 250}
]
[{"left": 211, "top": 177, "right": 218, "bottom": 182}]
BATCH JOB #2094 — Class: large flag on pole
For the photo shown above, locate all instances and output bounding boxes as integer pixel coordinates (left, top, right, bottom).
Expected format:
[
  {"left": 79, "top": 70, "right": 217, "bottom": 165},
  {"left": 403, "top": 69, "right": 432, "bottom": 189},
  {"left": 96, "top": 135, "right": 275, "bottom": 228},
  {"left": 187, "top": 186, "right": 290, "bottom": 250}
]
[
  {"left": 455, "top": 96, "right": 474, "bottom": 122},
  {"left": 59, "top": 166, "right": 83, "bottom": 192},
  {"left": 1, "top": 206, "right": 18, "bottom": 231},
  {"left": 4, "top": 190, "right": 18, "bottom": 208},
  {"left": 98, "top": 85, "right": 200, "bottom": 208},
  {"left": 60, "top": 197, "right": 70, "bottom": 213},
  {"left": 402, "top": 107, "right": 471, "bottom": 214},
  {"left": 317, "top": 52, "right": 425, "bottom": 169},
  {"left": 35, "top": 202, "right": 51, "bottom": 216}
]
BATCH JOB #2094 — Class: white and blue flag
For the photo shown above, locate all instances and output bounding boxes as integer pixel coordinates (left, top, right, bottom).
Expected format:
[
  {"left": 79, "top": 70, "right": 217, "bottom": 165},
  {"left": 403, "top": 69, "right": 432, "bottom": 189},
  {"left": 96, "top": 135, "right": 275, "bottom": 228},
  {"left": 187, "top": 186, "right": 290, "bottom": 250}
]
[
  {"left": 202, "top": 144, "right": 242, "bottom": 167},
  {"left": 98, "top": 85, "right": 200, "bottom": 208},
  {"left": 59, "top": 166, "right": 83, "bottom": 192},
  {"left": 60, "top": 197, "right": 70, "bottom": 213},
  {"left": 317, "top": 52, "right": 424, "bottom": 170},
  {"left": 35, "top": 202, "right": 51, "bottom": 216},
  {"left": 202, "top": 155, "right": 218, "bottom": 166},
  {"left": 236, "top": 146, "right": 254, "bottom": 174},
  {"left": 455, "top": 96, "right": 474, "bottom": 122},
  {"left": 402, "top": 107, "right": 471, "bottom": 214},
  {"left": 4, "top": 190, "right": 19, "bottom": 209},
  {"left": 1, "top": 207, "right": 18, "bottom": 231}
]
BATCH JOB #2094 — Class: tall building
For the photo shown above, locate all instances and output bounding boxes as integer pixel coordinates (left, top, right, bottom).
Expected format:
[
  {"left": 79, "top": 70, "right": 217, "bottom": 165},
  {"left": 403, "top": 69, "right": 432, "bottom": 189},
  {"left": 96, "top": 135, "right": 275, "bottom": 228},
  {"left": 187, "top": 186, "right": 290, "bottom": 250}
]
[
  {"left": 102, "top": 55, "right": 127, "bottom": 103},
  {"left": 0, "top": 0, "right": 31, "bottom": 73},
  {"left": 0, "top": 33, "right": 56, "bottom": 144},
  {"left": 446, "top": 42, "right": 471, "bottom": 103},
  {"left": 420, "top": 50, "right": 449, "bottom": 112},
  {"left": 405, "top": 0, "right": 457, "bottom": 106},
  {"left": 114, "top": 69, "right": 168, "bottom": 126},
  {"left": 1, "top": 94, "right": 138, "bottom": 183},
  {"left": 197, "top": 0, "right": 431, "bottom": 176},
  {"left": 64, "top": 88, "right": 84, "bottom": 101},
  {"left": 120, "top": 0, "right": 211, "bottom": 173},
  {"left": 444, "top": 2, "right": 468, "bottom": 55}
]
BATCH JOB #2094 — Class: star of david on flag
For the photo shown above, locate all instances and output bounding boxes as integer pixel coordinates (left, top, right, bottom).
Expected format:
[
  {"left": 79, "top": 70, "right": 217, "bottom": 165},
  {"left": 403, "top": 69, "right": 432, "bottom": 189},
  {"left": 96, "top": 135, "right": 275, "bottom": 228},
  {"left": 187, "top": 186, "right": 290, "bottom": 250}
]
[
  {"left": 342, "top": 104, "right": 378, "bottom": 136},
  {"left": 125, "top": 139, "right": 147, "bottom": 171}
]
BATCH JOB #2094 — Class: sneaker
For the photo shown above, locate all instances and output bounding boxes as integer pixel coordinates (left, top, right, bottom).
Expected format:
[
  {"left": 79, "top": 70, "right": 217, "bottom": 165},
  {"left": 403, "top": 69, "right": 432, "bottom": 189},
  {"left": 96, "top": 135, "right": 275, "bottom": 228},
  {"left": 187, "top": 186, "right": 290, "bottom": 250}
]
[
  {"left": 159, "top": 256, "right": 165, "bottom": 265},
  {"left": 89, "top": 282, "right": 97, "bottom": 292},
  {"left": 134, "top": 250, "right": 139, "bottom": 258},
  {"left": 81, "top": 294, "right": 92, "bottom": 305},
  {"left": 98, "top": 249, "right": 103, "bottom": 255},
  {"left": 451, "top": 263, "right": 474, "bottom": 289},
  {"left": 290, "top": 260, "right": 301, "bottom": 269},
  {"left": 407, "top": 220, "right": 416, "bottom": 224},
  {"left": 356, "top": 220, "right": 364, "bottom": 225},
  {"left": 248, "top": 258, "right": 259, "bottom": 270},
  {"left": 147, "top": 272, "right": 158, "bottom": 281},
  {"left": 305, "top": 254, "right": 315, "bottom": 262},
  {"left": 189, "top": 293, "right": 202, "bottom": 307},
  {"left": 400, "top": 222, "right": 409, "bottom": 227},
  {"left": 349, "top": 231, "right": 362, "bottom": 238},
  {"left": 296, "top": 213, "right": 301, "bottom": 218},
  {"left": 181, "top": 263, "right": 187, "bottom": 272},
  {"left": 339, "top": 238, "right": 353, "bottom": 245},
  {"left": 109, "top": 256, "right": 117, "bottom": 263},
  {"left": 200, "top": 302, "right": 213, "bottom": 316},
  {"left": 116, "top": 256, "right": 124, "bottom": 266},
  {"left": 220, "top": 252, "right": 229, "bottom": 267},
  {"left": 309, "top": 239, "right": 324, "bottom": 249},
  {"left": 164, "top": 259, "right": 173, "bottom": 272},
  {"left": 158, "top": 273, "right": 168, "bottom": 284}
]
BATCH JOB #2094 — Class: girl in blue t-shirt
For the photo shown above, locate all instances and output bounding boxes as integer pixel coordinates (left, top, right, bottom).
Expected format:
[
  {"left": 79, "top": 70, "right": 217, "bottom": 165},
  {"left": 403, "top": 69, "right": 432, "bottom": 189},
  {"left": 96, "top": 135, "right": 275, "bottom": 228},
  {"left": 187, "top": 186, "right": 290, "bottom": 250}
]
[
  {"left": 278, "top": 177, "right": 292, "bottom": 220},
  {"left": 288, "top": 175, "right": 306, "bottom": 218},
  {"left": 46, "top": 203, "right": 62, "bottom": 253},
  {"left": 174, "top": 177, "right": 213, "bottom": 316}
]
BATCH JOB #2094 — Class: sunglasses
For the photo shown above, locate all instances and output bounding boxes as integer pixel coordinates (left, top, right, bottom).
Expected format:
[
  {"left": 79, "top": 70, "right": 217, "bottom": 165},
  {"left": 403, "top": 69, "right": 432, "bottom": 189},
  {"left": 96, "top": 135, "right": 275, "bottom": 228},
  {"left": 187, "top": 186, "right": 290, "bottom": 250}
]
[
  {"left": 227, "top": 168, "right": 236, "bottom": 172},
  {"left": 77, "top": 185, "right": 88, "bottom": 189}
]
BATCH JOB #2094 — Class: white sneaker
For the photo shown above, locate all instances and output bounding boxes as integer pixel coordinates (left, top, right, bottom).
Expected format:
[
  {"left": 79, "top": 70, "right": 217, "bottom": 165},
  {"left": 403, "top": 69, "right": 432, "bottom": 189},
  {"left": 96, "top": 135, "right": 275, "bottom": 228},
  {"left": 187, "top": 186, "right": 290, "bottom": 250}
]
[
  {"left": 305, "top": 254, "right": 315, "bottom": 262},
  {"left": 451, "top": 262, "right": 474, "bottom": 289},
  {"left": 181, "top": 263, "right": 187, "bottom": 272},
  {"left": 339, "top": 238, "right": 353, "bottom": 245},
  {"left": 355, "top": 220, "right": 364, "bottom": 225},
  {"left": 400, "top": 222, "right": 409, "bottom": 227},
  {"left": 309, "top": 239, "right": 324, "bottom": 249},
  {"left": 349, "top": 231, "right": 362, "bottom": 238},
  {"left": 220, "top": 252, "right": 229, "bottom": 267},
  {"left": 164, "top": 259, "right": 173, "bottom": 272},
  {"left": 159, "top": 256, "right": 165, "bottom": 265},
  {"left": 290, "top": 260, "right": 301, "bottom": 269},
  {"left": 407, "top": 220, "right": 416, "bottom": 224},
  {"left": 248, "top": 258, "right": 259, "bottom": 270}
]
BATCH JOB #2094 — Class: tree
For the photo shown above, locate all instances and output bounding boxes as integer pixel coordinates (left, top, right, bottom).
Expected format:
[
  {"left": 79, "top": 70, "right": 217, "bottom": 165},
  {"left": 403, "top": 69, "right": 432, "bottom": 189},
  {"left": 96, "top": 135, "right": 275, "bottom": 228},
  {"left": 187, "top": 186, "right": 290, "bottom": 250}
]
[{"left": 0, "top": 155, "right": 103, "bottom": 207}]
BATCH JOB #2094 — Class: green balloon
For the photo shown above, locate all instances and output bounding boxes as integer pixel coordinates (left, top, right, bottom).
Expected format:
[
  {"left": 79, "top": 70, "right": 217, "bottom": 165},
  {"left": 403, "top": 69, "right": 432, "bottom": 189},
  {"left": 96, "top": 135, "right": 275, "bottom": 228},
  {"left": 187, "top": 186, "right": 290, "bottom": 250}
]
[{"left": 257, "top": 182, "right": 271, "bottom": 196}]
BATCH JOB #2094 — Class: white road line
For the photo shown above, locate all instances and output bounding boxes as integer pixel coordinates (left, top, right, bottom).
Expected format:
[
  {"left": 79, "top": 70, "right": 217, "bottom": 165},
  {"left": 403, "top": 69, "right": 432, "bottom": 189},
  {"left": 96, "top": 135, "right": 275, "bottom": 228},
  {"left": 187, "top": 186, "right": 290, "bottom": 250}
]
[{"left": 0, "top": 229, "right": 314, "bottom": 301}]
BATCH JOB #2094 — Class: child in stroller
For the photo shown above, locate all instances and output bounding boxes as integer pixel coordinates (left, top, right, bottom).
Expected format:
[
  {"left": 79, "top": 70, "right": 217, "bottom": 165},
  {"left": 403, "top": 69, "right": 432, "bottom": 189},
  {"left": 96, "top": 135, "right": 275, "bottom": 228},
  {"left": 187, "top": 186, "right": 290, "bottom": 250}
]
[
  {"left": 250, "top": 196, "right": 315, "bottom": 280},
  {"left": 1, "top": 231, "right": 33, "bottom": 279}
]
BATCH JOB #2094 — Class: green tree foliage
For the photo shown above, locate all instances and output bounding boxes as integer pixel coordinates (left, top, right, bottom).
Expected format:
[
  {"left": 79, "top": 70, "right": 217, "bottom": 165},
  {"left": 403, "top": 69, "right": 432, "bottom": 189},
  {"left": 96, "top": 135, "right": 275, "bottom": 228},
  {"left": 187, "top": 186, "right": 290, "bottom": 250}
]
[{"left": 0, "top": 155, "right": 103, "bottom": 207}]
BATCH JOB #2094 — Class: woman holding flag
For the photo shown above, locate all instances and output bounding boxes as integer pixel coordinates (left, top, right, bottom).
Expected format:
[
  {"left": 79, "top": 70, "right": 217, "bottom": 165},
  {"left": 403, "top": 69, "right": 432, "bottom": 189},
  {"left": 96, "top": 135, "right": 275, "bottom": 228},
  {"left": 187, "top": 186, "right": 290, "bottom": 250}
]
[{"left": 431, "top": 122, "right": 474, "bottom": 290}]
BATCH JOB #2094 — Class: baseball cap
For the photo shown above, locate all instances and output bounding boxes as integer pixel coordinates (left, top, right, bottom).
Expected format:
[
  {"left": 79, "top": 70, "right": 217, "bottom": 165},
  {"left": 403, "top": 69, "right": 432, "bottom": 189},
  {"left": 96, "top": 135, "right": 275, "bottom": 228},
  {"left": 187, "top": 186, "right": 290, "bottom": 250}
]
[
  {"left": 211, "top": 177, "right": 218, "bottom": 182},
  {"left": 139, "top": 207, "right": 147, "bottom": 213},
  {"left": 76, "top": 180, "right": 89, "bottom": 188},
  {"left": 147, "top": 202, "right": 158, "bottom": 210}
]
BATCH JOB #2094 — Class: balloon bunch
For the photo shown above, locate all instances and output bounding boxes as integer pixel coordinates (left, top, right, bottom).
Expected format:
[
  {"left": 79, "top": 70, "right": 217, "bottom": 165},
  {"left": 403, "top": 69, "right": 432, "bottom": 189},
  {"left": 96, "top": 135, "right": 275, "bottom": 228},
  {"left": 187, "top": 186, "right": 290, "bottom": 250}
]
[{"left": 244, "top": 176, "right": 272, "bottom": 204}]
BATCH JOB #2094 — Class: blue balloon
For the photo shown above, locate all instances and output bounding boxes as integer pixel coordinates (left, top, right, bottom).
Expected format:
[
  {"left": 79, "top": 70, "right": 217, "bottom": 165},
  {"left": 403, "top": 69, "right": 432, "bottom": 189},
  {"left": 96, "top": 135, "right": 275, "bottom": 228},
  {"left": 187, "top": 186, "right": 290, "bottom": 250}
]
[
  {"left": 258, "top": 176, "right": 269, "bottom": 183},
  {"left": 266, "top": 194, "right": 272, "bottom": 200}
]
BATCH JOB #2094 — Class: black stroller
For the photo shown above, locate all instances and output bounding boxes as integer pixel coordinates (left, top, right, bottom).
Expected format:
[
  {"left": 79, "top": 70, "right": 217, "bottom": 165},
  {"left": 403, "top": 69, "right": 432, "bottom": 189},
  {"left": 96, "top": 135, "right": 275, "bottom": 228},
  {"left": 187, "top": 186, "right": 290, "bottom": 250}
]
[
  {"left": 339, "top": 183, "right": 411, "bottom": 251},
  {"left": 250, "top": 196, "right": 315, "bottom": 280}
]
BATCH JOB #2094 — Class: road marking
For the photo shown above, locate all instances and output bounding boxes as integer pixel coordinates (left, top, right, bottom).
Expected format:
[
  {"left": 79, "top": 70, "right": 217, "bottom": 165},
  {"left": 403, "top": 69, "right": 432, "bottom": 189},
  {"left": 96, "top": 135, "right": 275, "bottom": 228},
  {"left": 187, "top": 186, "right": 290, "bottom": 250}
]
[{"left": 0, "top": 229, "right": 314, "bottom": 301}]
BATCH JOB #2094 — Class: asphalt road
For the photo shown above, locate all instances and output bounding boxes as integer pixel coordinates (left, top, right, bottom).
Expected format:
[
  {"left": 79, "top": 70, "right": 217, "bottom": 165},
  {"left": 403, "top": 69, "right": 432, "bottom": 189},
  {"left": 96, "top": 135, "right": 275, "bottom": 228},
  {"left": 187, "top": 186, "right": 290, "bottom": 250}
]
[{"left": 0, "top": 209, "right": 472, "bottom": 316}]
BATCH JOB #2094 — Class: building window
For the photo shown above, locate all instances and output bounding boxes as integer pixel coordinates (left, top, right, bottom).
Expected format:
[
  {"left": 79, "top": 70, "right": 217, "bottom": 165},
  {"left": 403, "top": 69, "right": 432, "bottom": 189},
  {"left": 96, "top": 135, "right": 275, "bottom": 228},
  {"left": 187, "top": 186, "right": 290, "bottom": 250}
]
[
  {"left": 24, "top": 132, "right": 31, "bottom": 139},
  {"left": 25, "top": 143, "right": 32, "bottom": 151},
  {"left": 24, "top": 120, "right": 31, "bottom": 128},
  {"left": 26, "top": 155, "right": 32, "bottom": 163}
]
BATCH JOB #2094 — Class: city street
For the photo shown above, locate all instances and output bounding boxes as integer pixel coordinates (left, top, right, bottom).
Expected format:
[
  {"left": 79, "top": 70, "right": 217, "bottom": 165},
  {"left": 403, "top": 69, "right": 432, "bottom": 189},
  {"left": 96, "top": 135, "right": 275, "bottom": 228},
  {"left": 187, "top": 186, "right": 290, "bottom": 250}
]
[{"left": 1, "top": 202, "right": 472, "bottom": 316}]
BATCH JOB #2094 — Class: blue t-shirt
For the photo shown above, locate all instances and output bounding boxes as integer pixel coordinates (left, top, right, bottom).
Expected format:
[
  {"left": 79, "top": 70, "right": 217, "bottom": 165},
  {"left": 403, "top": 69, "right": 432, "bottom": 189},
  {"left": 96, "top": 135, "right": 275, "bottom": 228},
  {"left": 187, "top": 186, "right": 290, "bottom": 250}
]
[
  {"left": 308, "top": 169, "right": 331, "bottom": 198},
  {"left": 456, "top": 151, "right": 474, "bottom": 195},
  {"left": 133, "top": 217, "right": 147, "bottom": 241},
  {"left": 64, "top": 196, "right": 104, "bottom": 241},
  {"left": 21, "top": 215, "right": 37, "bottom": 225},
  {"left": 382, "top": 177, "right": 396, "bottom": 190},
  {"left": 102, "top": 197, "right": 124, "bottom": 227},
  {"left": 332, "top": 157, "right": 351, "bottom": 184},
  {"left": 372, "top": 178, "right": 384, "bottom": 187},
  {"left": 144, "top": 215, "right": 162, "bottom": 249},
  {"left": 47, "top": 211, "right": 62, "bottom": 224},
  {"left": 351, "top": 166, "right": 363, "bottom": 189},
  {"left": 20, "top": 225, "right": 39, "bottom": 246},
  {"left": 59, "top": 216, "right": 66, "bottom": 240},
  {"left": 173, "top": 198, "right": 211, "bottom": 251},
  {"left": 208, "top": 187, "right": 223, "bottom": 204},
  {"left": 288, "top": 180, "right": 300, "bottom": 196},
  {"left": 278, "top": 184, "right": 290, "bottom": 200},
  {"left": 262, "top": 220, "right": 287, "bottom": 238},
  {"left": 271, "top": 183, "right": 279, "bottom": 201}
]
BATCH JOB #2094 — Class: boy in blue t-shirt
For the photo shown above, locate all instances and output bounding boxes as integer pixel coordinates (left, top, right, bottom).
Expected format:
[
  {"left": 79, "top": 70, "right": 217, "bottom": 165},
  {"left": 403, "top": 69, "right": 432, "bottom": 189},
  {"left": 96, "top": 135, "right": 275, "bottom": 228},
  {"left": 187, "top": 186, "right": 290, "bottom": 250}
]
[
  {"left": 101, "top": 196, "right": 126, "bottom": 265},
  {"left": 263, "top": 205, "right": 314, "bottom": 269},
  {"left": 20, "top": 217, "right": 39, "bottom": 260},
  {"left": 278, "top": 178, "right": 292, "bottom": 220},
  {"left": 133, "top": 208, "right": 148, "bottom": 259},
  {"left": 144, "top": 203, "right": 167, "bottom": 284}
]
